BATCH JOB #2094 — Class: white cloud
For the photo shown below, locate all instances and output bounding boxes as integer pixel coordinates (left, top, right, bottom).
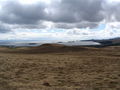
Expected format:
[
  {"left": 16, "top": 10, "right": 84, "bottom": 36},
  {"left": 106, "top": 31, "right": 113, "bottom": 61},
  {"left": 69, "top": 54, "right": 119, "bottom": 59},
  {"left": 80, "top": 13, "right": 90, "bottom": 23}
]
[
  {"left": 107, "top": 0, "right": 120, "bottom": 3},
  {"left": 0, "top": 22, "right": 120, "bottom": 41},
  {"left": 0, "top": 0, "right": 120, "bottom": 41}
]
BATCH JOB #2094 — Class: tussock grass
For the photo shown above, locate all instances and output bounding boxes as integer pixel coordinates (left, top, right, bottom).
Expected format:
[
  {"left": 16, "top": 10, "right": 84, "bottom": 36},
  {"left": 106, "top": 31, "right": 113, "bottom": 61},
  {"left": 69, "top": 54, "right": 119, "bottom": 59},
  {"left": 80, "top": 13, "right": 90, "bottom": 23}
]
[{"left": 0, "top": 46, "right": 120, "bottom": 90}]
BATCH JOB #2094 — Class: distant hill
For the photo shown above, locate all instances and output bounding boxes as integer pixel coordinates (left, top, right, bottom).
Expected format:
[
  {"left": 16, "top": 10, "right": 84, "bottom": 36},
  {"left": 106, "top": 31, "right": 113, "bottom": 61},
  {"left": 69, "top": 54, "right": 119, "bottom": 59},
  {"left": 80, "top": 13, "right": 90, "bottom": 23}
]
[
  {"left": 1, "top": 42, "right": 120, "bottom": 54},
  {"left": 91, "top": 38, "right": 120, "bottom": 47},
  {"left": 1, "top": 43, "right": 97, "bottom": 54},
  {"left": 40, "top": 43, "right": 65, "bottom": 47}
]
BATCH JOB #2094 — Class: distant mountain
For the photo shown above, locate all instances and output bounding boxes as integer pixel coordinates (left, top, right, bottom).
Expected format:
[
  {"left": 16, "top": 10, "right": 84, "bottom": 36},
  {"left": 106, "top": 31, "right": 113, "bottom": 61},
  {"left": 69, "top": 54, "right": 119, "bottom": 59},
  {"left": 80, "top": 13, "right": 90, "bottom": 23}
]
[{"left": 91, "top": 37, "right": 120, "bottom": 47}]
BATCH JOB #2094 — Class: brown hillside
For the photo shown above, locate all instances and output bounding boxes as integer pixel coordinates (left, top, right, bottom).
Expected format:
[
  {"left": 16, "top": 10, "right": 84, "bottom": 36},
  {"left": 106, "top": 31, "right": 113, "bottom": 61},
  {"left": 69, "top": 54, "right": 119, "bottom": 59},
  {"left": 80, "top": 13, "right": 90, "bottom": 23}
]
[
  {"left": 40, "top": 43, "right": 65, "bottom": 47},
  {"left": 21, "top": 43, "right": 88, "bottom": 54},
  {"left": 0, "top": 46, "right": 120, "bottom": 90},
  {"left": 0, "top": 43, "right": 92, "bottom": 54}
]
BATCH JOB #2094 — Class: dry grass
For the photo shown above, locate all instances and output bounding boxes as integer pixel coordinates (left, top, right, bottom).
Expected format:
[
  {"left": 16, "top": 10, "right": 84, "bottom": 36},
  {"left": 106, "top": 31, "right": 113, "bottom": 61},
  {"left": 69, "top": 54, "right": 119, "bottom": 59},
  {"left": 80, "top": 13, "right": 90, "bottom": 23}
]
[{"left": 0, "top": 46, "right": 120, "bottom": 90}]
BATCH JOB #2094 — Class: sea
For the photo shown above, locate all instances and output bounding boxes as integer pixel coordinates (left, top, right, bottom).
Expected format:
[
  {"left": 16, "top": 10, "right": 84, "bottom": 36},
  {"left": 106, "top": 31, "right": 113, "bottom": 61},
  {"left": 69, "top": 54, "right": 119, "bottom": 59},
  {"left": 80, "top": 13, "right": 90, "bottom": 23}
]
[{"left": 0, "top": 40, "right": 100, "bottom": 47}]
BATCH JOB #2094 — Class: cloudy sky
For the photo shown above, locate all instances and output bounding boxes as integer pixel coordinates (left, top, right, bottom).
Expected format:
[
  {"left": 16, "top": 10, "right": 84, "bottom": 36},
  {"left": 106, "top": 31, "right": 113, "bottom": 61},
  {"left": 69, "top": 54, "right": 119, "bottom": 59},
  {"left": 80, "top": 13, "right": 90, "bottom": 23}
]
[{"left": 0, "top": 0, "right": 120, "bottom": 41}]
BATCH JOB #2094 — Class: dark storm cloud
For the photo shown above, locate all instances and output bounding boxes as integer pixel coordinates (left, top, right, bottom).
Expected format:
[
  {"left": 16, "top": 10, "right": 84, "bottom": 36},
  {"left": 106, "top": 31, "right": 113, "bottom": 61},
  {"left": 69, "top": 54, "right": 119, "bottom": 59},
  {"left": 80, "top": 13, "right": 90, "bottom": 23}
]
[
  {"left": 0, "top": 0, "right": 104, "bottom": 23},
  {"left": 49, "top": 0, "right": 104, "bottom": 23},
  {"left": 0, "top": 0, "right": 120, "bottom": 32},
  {"left": 0, "top": 0, "right": 46, "bottom": 24}
]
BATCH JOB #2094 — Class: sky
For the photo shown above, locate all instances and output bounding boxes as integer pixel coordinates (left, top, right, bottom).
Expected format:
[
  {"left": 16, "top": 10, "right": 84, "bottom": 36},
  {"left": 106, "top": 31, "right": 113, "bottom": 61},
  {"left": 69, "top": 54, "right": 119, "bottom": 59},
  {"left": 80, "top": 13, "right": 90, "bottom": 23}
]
[{"left": 0, "top": 0, "right": 120, "bottom": 41}]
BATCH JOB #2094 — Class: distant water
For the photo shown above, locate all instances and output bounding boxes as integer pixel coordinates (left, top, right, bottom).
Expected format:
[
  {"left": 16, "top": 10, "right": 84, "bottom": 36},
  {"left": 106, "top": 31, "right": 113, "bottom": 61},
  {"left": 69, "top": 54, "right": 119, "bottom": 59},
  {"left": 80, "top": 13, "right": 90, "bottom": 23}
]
[
  {"left": 59, "top": 41, "right": 100, "bottom": 46},
  {"left": 0, "top": 41, "right": 42, "bottom": 47},
  {"left": 0, "top": 40, "right": 100, "bottom": 47}
]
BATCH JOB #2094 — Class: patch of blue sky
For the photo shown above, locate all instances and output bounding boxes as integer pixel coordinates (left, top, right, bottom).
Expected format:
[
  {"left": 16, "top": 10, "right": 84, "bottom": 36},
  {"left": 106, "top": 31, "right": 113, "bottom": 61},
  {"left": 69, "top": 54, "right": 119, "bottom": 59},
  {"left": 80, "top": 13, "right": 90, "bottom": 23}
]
[{"left": 91, "top": 24, "right": 106, "bottom": 31}]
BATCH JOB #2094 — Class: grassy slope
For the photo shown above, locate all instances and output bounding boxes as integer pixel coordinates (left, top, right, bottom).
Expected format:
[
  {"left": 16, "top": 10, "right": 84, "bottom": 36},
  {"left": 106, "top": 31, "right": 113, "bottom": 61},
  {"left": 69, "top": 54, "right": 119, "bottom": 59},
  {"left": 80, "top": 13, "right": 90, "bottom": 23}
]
[{"left": 0, "top": 45, "right": 120, "bottom": 90}]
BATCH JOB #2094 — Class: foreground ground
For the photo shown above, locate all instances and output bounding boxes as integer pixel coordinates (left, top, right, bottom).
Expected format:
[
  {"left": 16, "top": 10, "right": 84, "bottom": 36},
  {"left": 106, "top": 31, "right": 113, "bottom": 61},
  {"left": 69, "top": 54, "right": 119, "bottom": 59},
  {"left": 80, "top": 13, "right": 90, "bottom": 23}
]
[{"left": 0, "top": 45, "right": 120, "bottom": 90}]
